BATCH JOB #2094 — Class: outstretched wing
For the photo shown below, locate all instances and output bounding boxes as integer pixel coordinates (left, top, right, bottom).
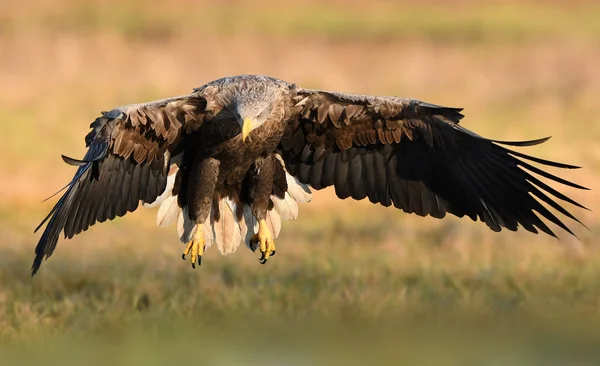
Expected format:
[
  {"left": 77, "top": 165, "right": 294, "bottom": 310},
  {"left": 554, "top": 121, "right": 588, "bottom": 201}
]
[
  {"left": 32, "top": 94, "right": 207, "bottom": 275},
  {"left": 278, "top": 88, "right": 588, "bottom": 237}
]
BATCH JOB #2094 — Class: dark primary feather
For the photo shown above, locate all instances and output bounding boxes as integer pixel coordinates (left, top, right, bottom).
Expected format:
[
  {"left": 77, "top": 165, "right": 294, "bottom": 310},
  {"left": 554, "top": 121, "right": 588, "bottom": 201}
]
[
  {"left": 32, "top": 94, "right": 207, "bottom": 275},
  {"left": 278, "top": 89, "right": 588, "bottom": 238}
]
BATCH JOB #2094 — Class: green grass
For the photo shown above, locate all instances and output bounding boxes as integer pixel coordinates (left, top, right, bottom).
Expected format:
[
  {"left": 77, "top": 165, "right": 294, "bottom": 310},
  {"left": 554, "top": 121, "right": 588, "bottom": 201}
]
[{"left": 3, "top": 229, "right": 600, "bottom": 364}]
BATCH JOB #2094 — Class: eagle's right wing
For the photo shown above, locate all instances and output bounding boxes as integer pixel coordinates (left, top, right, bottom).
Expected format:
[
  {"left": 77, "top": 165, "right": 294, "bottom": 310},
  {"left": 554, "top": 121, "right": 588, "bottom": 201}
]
[{"left": 32, "top": 94, "right": 208, "bottom": 275}]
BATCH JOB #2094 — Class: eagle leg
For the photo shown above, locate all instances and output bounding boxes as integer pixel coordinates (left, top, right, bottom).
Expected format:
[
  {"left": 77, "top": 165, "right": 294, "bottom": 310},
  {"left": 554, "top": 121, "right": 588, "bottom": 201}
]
[
  {"left": 250, "top": 219, "right": 276, "bottom": 264},
  {"left": 182, "top": 225, "right": 205, "bottom": 269}
]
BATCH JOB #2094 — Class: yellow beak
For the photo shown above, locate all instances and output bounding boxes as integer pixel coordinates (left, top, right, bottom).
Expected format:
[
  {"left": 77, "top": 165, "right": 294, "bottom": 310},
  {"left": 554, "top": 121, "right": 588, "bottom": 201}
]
[{"left": 241, "top": 117, "right": 254, "bottom": 142}]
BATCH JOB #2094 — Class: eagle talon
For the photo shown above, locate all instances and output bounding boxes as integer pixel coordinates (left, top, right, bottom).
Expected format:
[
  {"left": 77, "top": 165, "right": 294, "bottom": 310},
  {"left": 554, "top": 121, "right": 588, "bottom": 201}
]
[
  {"left": 182, "top": 225, "right": 205, "bottom": 269},
  {"left": 252, "top": 219, "right": 276, "bottom": 264}
]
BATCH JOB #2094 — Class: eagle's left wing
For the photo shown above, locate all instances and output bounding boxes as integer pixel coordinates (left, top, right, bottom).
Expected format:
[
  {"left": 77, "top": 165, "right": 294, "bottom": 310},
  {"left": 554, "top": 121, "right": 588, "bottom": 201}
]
[{"left": 277, "top": 88, "right": 588, "bottom": 237}]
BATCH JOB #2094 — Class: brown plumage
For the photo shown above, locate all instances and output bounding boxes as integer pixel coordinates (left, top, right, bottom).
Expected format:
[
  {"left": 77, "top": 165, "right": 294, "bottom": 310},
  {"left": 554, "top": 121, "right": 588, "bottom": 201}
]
[{"left": 33, "top": 75, "right": 588, "bottom": 275}]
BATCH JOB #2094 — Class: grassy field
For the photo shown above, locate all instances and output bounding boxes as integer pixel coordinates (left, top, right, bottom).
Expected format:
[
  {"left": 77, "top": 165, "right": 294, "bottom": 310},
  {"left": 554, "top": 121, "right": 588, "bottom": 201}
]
[{"left": 1, "top": 0, "right": 600, "bottom": 364}]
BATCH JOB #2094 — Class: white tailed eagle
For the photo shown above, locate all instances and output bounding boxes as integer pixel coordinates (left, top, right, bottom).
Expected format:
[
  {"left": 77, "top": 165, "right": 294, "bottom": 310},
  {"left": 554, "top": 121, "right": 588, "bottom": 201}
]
[{"left": 32, "top": 75, "right": 588, "bottom": 275}]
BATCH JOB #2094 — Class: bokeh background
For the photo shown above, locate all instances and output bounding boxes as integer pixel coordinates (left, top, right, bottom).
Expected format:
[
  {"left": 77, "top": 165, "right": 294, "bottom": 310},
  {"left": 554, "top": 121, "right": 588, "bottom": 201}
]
[{"left": 1, "top": 0, "right": 599, "bottom": 364}]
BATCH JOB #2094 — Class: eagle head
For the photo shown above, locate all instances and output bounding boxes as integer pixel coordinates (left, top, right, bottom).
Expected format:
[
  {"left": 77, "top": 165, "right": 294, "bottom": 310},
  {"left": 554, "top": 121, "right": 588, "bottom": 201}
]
[{"left": 236, "top": 100, "right": 273, "bottom": 142}]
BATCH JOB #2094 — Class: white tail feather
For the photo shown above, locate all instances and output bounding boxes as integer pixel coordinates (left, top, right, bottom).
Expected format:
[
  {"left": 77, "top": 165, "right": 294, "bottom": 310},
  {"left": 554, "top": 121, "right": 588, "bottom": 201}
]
[
  {"left": 265, "top": 209, "right": 282, "bottom": 238},
  {"left": 274, "top": 153, "right": 313, "bottom": 204},
  {"left": 144, "top": 171, "right": 177, "bottom": 208},
  {"left": 143, "top": 152, "right": 182, "bottom": 208},
  {"left": 212, "top": 199, "right": 242, "bottom": 255},
  {"left": 202, "top": 214, "right": 214, "bottom": 249},
  {"left": 285, "top": 173, "right": 312, "bottom": 203},
  {"left": 271, "top": 192, "right": 299, "bottom": 220},
  {"left": 156, "top": 195, "right": 179, "bottom": 227}
]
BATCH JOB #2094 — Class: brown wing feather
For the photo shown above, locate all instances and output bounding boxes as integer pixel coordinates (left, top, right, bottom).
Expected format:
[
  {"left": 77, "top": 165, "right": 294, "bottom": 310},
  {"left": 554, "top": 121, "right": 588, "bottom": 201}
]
[
  {"left": 278, "top": 88, "right": 588, "bottom": 237},
  {"left": 32, "top": 94, "right": 208, "bottom": 275}
]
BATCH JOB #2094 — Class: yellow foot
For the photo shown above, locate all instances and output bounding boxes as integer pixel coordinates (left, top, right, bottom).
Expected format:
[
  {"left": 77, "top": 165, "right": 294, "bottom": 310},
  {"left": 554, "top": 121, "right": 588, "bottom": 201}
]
[
  {"left": 250, "top": 219, "right": 276, "bottom": 264},
  {"left": 182, "top": 225, "right": 205, "bottom": 269}
]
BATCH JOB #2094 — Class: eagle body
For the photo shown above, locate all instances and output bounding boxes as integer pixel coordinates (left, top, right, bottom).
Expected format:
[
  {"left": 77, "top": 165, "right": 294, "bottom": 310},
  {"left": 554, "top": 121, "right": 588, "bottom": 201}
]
[
  {"left": 175, "top": 76, "right": 293, "bottom": 229},
  {"left": 32, "top": 74, "right": 588, "bottom": 275}
]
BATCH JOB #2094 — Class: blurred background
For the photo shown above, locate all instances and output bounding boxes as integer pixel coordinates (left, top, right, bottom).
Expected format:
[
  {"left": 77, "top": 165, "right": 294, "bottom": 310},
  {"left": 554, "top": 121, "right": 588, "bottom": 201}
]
[{"left": 1, "top": 0, "right": 599, "bottom": 364}]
